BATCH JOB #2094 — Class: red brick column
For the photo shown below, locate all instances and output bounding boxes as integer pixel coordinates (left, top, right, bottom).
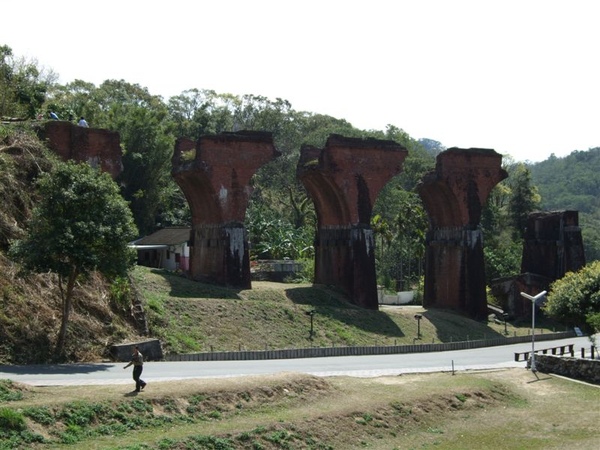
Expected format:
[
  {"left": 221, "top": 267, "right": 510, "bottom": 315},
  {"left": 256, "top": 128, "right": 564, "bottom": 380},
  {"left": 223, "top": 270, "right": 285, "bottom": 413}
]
[
  {"left": 521, "top": 210, "right": 586, "bottom": 280},
  {"left": 418, "top": 148, "right": 507, "bottom": 319},
  {"left": 172, "top": 131, "right": 280, "bottom": 288},
  {"left": 38, "top": 121, "right": 122, "bottom": 178},
  {"left": 297, "top": 135, "right": 407, "bottom": 309}
]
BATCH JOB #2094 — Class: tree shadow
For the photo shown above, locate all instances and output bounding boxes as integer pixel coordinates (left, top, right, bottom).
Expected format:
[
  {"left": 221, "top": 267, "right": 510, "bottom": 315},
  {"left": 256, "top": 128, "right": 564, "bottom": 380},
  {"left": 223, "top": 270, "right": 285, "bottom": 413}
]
[
  {"left": 422, "top": 309, "right": 506, "bottom": 342},
  {"left": 285, "top": 286, "right": 405, "bottom": 338},
  {"left": 150, "top": 269, "right": 242, "bottom": 299},
  {"left": 0, "top": 363, "right": 113, "bottom": 376}
]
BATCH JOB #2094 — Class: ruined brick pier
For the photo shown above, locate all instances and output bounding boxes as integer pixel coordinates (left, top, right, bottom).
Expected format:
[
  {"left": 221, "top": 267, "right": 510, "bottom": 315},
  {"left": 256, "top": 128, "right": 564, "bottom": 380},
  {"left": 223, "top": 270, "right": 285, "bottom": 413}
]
[
  {"left": 172, "top": 131, "right": 280, "bottom": 288},
  {"left": 37, "top": 121, "right": 122, "bottom": 178},
  {"left": 297, "top": 135, "right": 408, "bottom": 309},
  {"left": 418, "top": 148, "right": 507, "bottom": 319}
]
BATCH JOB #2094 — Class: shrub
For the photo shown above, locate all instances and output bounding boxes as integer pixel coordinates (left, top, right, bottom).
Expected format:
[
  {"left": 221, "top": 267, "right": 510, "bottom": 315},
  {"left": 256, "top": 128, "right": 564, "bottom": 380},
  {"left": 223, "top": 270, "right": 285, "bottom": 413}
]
[
  {"left": 0, "top": 407, "right": 26, "bottom": 431},
  {"left": 544, "top": 261, "right": 600, "bottom": 329}
]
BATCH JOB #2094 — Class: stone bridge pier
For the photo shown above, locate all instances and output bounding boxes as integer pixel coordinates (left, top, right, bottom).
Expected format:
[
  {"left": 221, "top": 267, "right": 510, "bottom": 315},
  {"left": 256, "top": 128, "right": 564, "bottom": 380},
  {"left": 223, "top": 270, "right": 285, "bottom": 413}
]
[
  {"left": 172, "top": 131, "right": 280, "bottom": 288},
  {"left": 417, "top": 148, "right": 507, "bottom": 319},
  {"left": 297, "top": 134, "right": 408, "bottom": 309}
]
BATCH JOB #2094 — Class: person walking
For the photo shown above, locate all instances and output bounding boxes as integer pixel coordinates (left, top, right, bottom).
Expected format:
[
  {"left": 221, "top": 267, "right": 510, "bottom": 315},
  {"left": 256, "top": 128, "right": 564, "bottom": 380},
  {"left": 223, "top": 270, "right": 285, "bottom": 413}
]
[
  {"left": 78, "top": 116, "right": 89, "bottom": 127},
  {"left": 123, "top": 346, "right": 147, "bottom": 392}
]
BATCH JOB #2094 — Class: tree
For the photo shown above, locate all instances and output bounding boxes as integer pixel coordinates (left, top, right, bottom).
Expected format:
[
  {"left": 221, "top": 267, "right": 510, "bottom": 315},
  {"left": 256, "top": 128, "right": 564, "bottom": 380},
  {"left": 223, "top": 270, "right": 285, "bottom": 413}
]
[
  {"left": 507, "top": 163, "right": 540, "bottom": 238},
  {"left": 543, "top": 261, "right": 600, "bottom": 330},
  {"left": 10, "top": 161, "right": 138, "bottom": 358},
  {"left": 1, "top": 45, "right": 56, "bottom": 119}
]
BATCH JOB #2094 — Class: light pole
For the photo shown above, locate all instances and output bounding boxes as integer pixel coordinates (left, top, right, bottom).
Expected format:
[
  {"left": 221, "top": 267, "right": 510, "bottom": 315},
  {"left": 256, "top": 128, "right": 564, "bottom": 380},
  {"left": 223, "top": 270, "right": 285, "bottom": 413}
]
[
  {"left": 414, "top": 314, "right": 422, "bottom": 339},
  {"left": 306, "top": 309, "right": 316, "bottom": 340},
  {"left": 520, "top": 290, "right": 547, "bottom": 372}
]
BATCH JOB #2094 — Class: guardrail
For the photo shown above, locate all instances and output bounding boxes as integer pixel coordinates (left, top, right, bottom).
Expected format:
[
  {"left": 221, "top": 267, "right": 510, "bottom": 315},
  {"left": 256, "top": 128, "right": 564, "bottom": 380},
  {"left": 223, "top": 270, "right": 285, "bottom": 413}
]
[
  {"left": 164, "top": 330, "right": 577, "bottom": 362},
  {"left": 514, "top": 343, "right": 575, "bottom": 362}
]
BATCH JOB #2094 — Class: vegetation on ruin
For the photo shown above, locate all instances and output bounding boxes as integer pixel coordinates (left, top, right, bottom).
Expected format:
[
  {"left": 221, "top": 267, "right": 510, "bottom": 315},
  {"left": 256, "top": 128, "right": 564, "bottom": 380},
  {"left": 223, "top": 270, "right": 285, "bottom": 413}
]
[{"left": 1, "top": 44, "right": 599, "bottom": 364}]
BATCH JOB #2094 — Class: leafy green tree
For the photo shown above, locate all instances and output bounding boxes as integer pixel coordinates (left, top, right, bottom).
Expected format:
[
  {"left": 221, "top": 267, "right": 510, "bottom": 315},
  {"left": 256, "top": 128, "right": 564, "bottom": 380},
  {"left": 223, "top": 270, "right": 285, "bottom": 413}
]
[
  {"left": 507, "top": 163, "right": 540, "bottom": 238},
  {"left": 9, "top": 161, "right": 138, "bottom": 358},
  {"left": 50, "top": 79, "right": 180, "bottom": 235},
  {"left": 0, "top": 45, "right": 56, "bottom": 119},
  {"left": 544, "top": 260, "right": 600, "bottom": 330},
  {"left": 47, "top": 79, "right": 99, "bottom": 123}
]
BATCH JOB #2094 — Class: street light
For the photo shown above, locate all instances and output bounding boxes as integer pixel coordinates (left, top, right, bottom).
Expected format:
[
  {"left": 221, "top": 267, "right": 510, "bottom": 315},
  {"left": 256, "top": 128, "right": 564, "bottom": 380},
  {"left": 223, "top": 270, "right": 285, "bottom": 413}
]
[
  {"left": 306, "top": 309, "right": 317, "bottom": 340},
  {"left": 414, "top": 314, "right": 422, "bottom": 339},
  {"left": 520, "top": 290, "right": 547, "bottom": 372}
]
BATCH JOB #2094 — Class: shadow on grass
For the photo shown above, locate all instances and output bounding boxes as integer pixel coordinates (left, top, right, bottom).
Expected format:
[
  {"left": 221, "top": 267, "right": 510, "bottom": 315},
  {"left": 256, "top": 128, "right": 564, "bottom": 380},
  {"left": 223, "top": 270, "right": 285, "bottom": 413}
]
[
  {"left": 422, "top": 309, "right": 506, "bottom": 342},
  {"left": 150, "top": 269, "right": 242, "bottom": 300},
  {"left": 0, "top": 364, "right": 113, "bottom": 376},
  {"left": 285, "top": 286, "right": 405, "bottom": 338}
]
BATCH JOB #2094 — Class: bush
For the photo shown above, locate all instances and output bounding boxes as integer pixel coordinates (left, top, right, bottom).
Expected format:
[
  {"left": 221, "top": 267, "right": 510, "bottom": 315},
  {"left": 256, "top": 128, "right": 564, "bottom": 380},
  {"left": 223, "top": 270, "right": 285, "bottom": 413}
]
[
  {"left": 544, "top": 261, "right": 600, "bottom": 329},
  {"left": 0, "top": 407, "right": 26, "bottom": 431}
]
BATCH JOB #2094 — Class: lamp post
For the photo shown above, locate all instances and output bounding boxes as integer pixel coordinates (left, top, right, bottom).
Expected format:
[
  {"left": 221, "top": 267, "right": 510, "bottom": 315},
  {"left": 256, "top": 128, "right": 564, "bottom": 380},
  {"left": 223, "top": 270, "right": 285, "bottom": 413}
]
[
  {"left": 414, "top": 314, "right": 422, "bottom": 339},
  {"left": 306, "top": 309, "right": 316, "bottom": 340},
  {"left": 520, "top": 291, "right": 547, "bottom": 372}
]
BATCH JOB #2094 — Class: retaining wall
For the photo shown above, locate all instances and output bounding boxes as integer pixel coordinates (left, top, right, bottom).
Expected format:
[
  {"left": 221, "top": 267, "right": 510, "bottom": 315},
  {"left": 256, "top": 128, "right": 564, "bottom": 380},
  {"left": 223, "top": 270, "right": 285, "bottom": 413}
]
[
  {"left": 535, "top": 354, "right": 600, "bottom": 384},
  {"left": 164, "top": 331, "right": 575, "bottom": 362}
]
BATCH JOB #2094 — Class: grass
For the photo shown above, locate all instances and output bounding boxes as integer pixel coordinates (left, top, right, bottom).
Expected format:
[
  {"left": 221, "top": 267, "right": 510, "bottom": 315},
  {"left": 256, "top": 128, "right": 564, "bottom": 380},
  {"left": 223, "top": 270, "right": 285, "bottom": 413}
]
[
  {"left": 0, "top": 368, "right": 597, "bottom": 449},
  {"left": 131, "top": 266, "right": 564, "bottom": 356}
]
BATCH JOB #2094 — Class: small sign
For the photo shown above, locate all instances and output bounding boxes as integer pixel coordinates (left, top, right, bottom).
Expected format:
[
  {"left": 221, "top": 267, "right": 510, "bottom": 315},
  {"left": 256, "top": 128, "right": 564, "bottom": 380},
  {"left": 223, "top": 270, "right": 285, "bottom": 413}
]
[{"left": 574, "top": 327, "right": 583, "bottom": 337}]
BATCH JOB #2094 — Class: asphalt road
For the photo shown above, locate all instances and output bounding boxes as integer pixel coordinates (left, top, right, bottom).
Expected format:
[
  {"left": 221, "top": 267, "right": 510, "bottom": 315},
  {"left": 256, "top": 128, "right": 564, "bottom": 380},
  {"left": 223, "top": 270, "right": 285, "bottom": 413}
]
[{"left": 1, "top": 335, "right": 595, "bottom": 387}]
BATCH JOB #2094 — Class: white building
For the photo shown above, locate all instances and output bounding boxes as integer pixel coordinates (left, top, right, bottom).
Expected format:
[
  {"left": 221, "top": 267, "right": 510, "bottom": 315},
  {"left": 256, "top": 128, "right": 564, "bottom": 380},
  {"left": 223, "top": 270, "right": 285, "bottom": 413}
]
[{"left": 130, "top": 227, "right": 191, "bottom": 272}]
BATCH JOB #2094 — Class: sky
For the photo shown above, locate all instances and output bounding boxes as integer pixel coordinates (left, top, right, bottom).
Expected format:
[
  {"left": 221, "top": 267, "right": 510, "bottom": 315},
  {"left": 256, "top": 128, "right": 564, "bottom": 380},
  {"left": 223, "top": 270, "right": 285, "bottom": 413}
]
[{"left": 2, "top": 0, "right": 599, "bottom": 162}]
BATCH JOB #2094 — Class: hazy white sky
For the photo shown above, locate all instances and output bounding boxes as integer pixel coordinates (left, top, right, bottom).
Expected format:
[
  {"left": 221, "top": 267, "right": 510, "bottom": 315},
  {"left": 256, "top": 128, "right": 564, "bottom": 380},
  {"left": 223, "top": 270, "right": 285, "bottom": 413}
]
[{"left": 3, "top": 0, "right": 598, "bottom": 162}]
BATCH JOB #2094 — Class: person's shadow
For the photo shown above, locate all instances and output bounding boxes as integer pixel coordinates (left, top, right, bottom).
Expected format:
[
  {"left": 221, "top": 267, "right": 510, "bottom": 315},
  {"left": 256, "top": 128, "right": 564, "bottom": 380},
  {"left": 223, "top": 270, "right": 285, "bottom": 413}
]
[{"left": 124, "top": 390, "right": 140, "bottom": 397}]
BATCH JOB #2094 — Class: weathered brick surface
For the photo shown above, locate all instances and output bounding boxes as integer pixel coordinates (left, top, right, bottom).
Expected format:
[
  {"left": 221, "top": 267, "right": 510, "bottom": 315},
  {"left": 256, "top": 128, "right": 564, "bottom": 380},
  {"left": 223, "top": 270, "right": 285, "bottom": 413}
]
[
  {"left": 298, "top": 134, "right": 408, "bottom": 309},
  {"left": 521, "top": 210, "right": 586, "bottom": 279},
  {"left": 418, "top": 148, "right": 507, "bottom": 319},
  {"left": 491, "top": 272, "right": 552, "bottom": 318},
  {"left": 37, "top": 121, "right": 122, "bottom": 178},
  {"left": 172, "top": 131, "right": 280, "bottom": 288}
]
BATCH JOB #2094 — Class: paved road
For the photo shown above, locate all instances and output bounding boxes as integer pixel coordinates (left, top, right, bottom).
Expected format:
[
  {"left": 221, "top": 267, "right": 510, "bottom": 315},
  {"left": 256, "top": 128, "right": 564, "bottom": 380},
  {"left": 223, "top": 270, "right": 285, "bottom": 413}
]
[{"left": 0, "top": 335, "right": 594, "bottom": 386}]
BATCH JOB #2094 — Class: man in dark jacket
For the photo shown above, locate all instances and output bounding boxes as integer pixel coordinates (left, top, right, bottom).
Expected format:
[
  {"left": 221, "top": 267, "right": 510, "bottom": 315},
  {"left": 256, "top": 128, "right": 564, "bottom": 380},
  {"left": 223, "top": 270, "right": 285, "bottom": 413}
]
[{"left": 124, "top": 346, "right": 147, "bottom": 392}]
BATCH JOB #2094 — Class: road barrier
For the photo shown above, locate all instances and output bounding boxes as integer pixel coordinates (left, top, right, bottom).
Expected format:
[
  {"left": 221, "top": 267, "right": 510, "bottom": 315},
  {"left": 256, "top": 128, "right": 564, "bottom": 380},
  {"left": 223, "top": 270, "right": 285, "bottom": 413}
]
[
  {"left": 514, "top": 343, "right": 575, "bottom": 362},
  {"left": 164, "top": 331, "right": 576, "bottom": 362}
]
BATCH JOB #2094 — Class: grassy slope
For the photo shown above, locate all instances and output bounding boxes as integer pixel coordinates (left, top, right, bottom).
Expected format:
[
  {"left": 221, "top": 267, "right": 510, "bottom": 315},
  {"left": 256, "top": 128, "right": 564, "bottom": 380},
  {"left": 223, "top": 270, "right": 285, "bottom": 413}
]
[
  {"left": 133, "top": 266, "right": 562, "bottom": 356},
  {"left": 1, "top": 369, "right": 598, "bottom": 449}
]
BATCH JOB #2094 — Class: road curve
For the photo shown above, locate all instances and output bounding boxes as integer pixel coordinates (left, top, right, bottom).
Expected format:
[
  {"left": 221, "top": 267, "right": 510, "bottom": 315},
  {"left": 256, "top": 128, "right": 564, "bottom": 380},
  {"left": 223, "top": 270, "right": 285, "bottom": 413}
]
[{"left": 0, "top": 335, "right": 594, "bottom": 386}]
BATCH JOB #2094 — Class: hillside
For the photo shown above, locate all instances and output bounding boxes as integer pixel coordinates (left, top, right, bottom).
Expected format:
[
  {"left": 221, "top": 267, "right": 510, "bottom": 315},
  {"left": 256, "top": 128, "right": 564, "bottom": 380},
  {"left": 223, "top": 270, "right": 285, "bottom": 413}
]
[
  {"left": 529, "top": 147, "right": 600, "bottom": 260},
  {"left": 132, "top": 266, "right": 556, "bottom": 356},
  {"left": 0, "top": 127, "right": 565, "bottom": 364},
  {"left": 0, "top": 129, "right": 141, "bottom": 364}
]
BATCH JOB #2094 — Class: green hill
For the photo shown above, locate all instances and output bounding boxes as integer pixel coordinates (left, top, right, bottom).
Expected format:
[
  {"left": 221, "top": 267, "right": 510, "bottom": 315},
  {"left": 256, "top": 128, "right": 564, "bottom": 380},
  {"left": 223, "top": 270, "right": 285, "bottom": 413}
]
[
  {"left": 132, "top": 266, "right": 554, "bottom": 356},
  {"left": 529, "top": 147, "right": 600, "bottom": 261},
  {"left": 0, "top": 128, "right": 563, "bottom": 364}
]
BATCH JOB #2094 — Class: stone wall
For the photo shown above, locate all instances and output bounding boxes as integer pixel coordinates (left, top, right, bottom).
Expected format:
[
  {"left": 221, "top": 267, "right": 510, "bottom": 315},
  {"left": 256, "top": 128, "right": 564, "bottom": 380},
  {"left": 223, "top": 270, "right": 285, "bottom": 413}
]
[
  {"left": 109, "top": 339, "right": 163, "bottom": 362},
  {"left": 535, "top": 354, "right": 600, "bottom": 384}
]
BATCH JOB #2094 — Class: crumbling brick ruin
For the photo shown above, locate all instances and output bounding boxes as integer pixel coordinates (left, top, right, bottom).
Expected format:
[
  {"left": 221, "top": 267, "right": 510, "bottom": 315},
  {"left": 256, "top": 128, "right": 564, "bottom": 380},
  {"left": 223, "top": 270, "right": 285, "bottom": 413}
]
[
  {"left": 417, "top": 148, "right": 508, "bottom": 319},
  {"left": 37, "top": 121, "right": 122, "bottom": 179},
  {"left": 172, "top": 131, "right": 280, "bottom": 288},
  {"left": 297, "top": 135, "right": 408, "bottom": 309},
  {"left": 492, "top": 210, "right": 586, "bottom": 318},
  {"left": 46, "top": 123, "right": 524, "bottom": 318},
  {"left": 521, "top": 210, "right": 585, "bottom": 280}
]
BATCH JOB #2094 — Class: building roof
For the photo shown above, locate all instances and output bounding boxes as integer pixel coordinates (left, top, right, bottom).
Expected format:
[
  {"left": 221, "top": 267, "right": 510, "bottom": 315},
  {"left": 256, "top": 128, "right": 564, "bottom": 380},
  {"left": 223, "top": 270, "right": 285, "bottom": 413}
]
[{"left": 132, "top": 227, "right": 191, "bottom": 246}]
